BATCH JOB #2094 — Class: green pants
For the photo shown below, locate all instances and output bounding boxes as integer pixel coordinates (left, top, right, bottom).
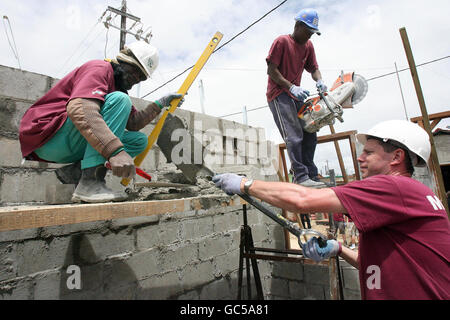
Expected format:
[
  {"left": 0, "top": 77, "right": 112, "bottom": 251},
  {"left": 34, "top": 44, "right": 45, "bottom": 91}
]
[{"left": 35, "top": 91, "right": 147, "bottom": 169}]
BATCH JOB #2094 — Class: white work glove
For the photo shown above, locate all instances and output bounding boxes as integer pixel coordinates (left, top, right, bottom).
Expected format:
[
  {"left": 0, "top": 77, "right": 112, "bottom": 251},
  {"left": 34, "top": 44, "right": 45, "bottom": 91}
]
[
  {"left": 316, "top": 79, "right": 327, "bottom": 93},
  {"left": 212, "top": 173, "right": 244, "bottom": 196},
  {"left": 302, "top": 237, "right": 341, "bottom": 262},
  {"left": 155, "top": 93, "right": 184, "bottom": 109},
  {"left": 289, "top": 85, "right": 310, "bottom": 102}
]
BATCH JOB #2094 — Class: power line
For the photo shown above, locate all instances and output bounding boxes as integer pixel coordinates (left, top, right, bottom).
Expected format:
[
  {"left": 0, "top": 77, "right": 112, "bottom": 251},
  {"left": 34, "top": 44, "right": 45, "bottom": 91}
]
[
  {"left": 2, "top": 16, "right": 21, "bottom": 69},
  {"left": 140, "top": 0, "right": 288, "bottom": 99},
  {"left": 219, "top": 55, "right": 450, "bottom": 118}
]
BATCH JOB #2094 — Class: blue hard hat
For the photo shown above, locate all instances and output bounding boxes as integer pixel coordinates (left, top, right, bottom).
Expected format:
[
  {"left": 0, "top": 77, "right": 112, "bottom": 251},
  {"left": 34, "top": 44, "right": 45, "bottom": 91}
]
[{"left": 294, "top": 8, "right": 321, "bottom": 35}]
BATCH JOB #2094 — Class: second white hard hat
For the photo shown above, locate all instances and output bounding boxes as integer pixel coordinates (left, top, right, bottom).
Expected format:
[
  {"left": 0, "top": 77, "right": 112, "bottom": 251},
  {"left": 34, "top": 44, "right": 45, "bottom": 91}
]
[
  {"left": 356, "top": 120, "right": 431, "bottom": 167},
  {"left": 117, "top": 41, "right": 159, "bottom": 79}
]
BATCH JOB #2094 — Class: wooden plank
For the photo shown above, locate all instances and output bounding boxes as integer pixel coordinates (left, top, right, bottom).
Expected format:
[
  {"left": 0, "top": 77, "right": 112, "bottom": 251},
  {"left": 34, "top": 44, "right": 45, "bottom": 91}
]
[
  {"left": 410, "top": 110, "right": 450, "bottom": 122},
  {"left": 0, "top": 195, "right": 244, "bottom": 232}
]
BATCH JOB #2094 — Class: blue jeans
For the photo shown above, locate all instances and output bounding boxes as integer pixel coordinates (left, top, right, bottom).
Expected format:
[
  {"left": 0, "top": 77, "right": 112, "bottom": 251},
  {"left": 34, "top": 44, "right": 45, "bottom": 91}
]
[
  {"left": 268, "top": 92, "right": 318, "bottom": 183},
  {"left": 35, "top": 91, "right": 147, "bottom": 169}
]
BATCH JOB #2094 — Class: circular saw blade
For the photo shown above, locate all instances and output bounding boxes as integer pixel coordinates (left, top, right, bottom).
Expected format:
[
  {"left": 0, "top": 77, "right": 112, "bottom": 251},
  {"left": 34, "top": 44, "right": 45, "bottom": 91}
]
[{"left": 351, "top": 73, "right": 368, "bottom": 105}]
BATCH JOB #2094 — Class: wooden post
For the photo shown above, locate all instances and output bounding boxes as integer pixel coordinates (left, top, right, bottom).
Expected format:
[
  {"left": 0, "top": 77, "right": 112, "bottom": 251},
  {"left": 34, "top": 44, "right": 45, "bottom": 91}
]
[
  {"left": 329, "top": 124, "right": 348, "bottom": 183},
  {"left": 119, "top": 0, "right": 127, "bottom": 50},
  {"left": 399, "top": 27, "right": 449, "bottom": 216}
]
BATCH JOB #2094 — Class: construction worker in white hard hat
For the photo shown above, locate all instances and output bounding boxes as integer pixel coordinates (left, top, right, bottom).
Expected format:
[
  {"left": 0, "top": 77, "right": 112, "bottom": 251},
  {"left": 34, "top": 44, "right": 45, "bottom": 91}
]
[
  {"left": 19, "top": 41, "right": 183, "bottom": 203},
  {"left": 266, "top": 8, "right": 327, "bottom": 189},
  {"left": 213, "top": 120, "right": 450, "bottom": 299}
]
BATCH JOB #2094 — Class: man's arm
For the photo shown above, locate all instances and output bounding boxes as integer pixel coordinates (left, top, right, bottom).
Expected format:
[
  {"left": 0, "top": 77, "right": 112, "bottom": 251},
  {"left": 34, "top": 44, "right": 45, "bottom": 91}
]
[
  {"left": 242, "top": 179, "right": 347, "bottom": 214},
  {"left": 311, "top": 69, "right": 322, "bottom": 82},
  {"left": 339, "top": 245, "right": 359, "bottom": 269},
  {"left": 267, "top": 61, "right": 292, "bottom": 90}
]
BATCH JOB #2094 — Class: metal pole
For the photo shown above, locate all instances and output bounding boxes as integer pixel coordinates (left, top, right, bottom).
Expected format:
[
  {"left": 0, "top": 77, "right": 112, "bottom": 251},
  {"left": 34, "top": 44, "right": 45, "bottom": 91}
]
[
  {"left": 119, "top": 0, "right": 127, "bottom": 50},
  {"left": 199, "top": 79, "right": 206, "bottom": 114},
  {"left": 399, "top": 27, "right": 449, "bottom": 216},
  {"left": 243, "top": 106, "right": 248, "bottom": 125},
  {"left": 394, "top": 62, "right": 409, "bottom": 120}
]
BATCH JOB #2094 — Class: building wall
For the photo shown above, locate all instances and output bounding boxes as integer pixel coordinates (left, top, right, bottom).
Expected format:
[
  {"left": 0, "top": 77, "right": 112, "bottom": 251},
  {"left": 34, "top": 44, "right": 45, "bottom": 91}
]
[{"left": 0, "top": 65, "right": 359, "bottom": 300}]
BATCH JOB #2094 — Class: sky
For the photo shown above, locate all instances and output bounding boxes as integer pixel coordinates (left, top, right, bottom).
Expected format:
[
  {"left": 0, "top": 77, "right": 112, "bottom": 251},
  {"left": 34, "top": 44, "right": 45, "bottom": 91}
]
[{"left": 1, "top": 0, "right": 449, "bottom": 176}]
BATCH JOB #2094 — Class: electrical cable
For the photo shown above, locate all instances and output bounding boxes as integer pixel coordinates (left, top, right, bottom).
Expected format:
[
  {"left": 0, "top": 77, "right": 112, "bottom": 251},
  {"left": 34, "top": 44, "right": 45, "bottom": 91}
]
[
  {"left": 140, "top": 0, "right": 288, "bottom": 99},
  {"left": 219, "top": 55, "right": 450, "bottom": 118},
  {"left": 2, "top": 16, "right": 21, "bottom": 69}
]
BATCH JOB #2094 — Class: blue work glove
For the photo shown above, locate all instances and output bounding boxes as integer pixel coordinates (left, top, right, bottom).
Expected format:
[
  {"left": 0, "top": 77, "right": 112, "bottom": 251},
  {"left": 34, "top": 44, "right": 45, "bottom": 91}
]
[
  {"left": 316, "top": 79, "right": 327, "bottom": 93},
  {"left": 301, "top": 237, "right": 341, "bottom": 262},
  {"left": 155, "top": 93, "right": 184, "bottom": 109},
  {"left": 289, "top": 85, "right": 310, "bottom": 102},
  {"left": 212, "top": 173, "right": 244, "bottom": 196}
]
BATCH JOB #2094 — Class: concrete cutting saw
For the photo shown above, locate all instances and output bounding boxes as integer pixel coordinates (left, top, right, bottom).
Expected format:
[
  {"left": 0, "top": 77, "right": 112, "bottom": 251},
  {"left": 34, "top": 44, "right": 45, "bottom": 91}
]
[{"left": 298, "top": 72, "right": 368, "bottom": 133}]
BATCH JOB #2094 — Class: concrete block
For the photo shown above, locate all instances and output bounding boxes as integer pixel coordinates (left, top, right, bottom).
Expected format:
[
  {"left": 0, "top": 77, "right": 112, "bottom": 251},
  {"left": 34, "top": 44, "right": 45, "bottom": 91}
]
[
  {"left": 213, "top": 249, "right": 239, "bottom": 277},
  {"left": 39, "top": 221, "right": 109, "bottom": 238},
  {"left": 123, "top": 248, "right": 159, "bottom": 280},
  {"left": 33, "top": 270, "right": 62, "bottom": 300},
  {"left": 199, "top": 234, "right": 233, "bottom": 261},
  {"left": 0, "top": 228, "right": 39, "bottom": 243},
  {"left": 77, "top": 231, "right": 134, "bottom": 264},
  {"left": 0, "top": 99, "right": 32, "bottom": 134},
  {"left": 111, "top": 215, "right": 160, "bottom": 229},
  {"left": 137, "top": 270, "right": 182, "bottom": 299},
  {"left": 136, "top": 222, "right": 179, "bottom": 250},
  {"left": 199, "top": 277, "right": 231, "bottom": 300},
  {"left": 159, "top": 243, "right": 198, "bottom": 272},
  {"left": 16, "top": 238, "right": 70, "bottom": 277},
  {"left": 288, "top": 281, "right": 306, "bottom": 299},
  {"left": 181, "top": 216, "right": 214, "bottom": 240},
  {"left": 303, "top": 265, "right": 329, "bottom": 286},
  {"left": 0, "top": 277, "right": 34, "bottom": 300},
  {"left": 303, "top": 283, "right": 326, "bottom": 300},
  {"left": 342, "top": 266, "right": 360, "bottom": 290},
  {"left": 268, "top": 278, "right": 290, "bottom": 298},
  {"left": 45, "top": 184, "right": 75, "bottom": 204},
  {"left": 272, "top": 261, "right": 303, "bottom": 281},
  {"left": 212, "top": 212, "right": 241, "bottom": 233},
  {"left": 180, "top": 261, "right": 214, "bottom": 291},
  {"left": 0, "top": 170, "right": 61, "bottom": 205},
  {"left": 0, "top": 65, "right": 56, "bottom": 102},
  {"left": 0, "top": 243, "right": 18, "bottom": 281}
]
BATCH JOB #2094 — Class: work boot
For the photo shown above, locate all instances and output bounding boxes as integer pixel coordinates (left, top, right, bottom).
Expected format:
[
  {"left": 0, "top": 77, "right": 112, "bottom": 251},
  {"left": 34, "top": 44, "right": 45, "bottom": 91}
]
[
  {"left": 297, "top": 178, "right": 327, "bottom": 189},
  {"left": 72, "top": 165, "right": 128, "bottom": 203},
  {"left": 55, "top": 161, "right": 82, "bottom": 184}
]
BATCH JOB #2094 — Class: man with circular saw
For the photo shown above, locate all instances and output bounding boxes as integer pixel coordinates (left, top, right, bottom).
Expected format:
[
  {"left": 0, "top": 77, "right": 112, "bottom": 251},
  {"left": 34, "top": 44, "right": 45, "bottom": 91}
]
[
  {"left": 213, "top": 120, "right": 450, "bottom": 299},
  {"left": 19, "top": 41, "right": 183, "bottom": 203},
  {"left": 266, "top": 8, "right": 327, "bottom": 188}
]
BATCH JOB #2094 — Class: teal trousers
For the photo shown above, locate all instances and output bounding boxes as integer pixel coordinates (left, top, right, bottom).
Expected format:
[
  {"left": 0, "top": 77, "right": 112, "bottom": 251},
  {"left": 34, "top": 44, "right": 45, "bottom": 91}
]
[{"left": 35, "top": 92, "right": 147, "bottom": 169}]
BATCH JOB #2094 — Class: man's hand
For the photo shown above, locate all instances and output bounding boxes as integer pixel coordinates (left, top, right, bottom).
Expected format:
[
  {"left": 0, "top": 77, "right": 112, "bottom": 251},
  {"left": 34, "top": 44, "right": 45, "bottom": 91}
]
[
  {"left": 289, "top": 85, "right": 310, "bottom": 102},
  {"left": 302, "top": 237, "right": 341, "bottom": 262},
  {"left": 108, "top": 150, "right": 135, "bottom": 179},
  {"left": 155, "top": 93, "right": 184, "bottom": 109},
  {"left": 316, "top": 79, "right": 327, "bottom": 93},
  {"left": 212, "top": 173, "right": 244, "bottom": 196}
]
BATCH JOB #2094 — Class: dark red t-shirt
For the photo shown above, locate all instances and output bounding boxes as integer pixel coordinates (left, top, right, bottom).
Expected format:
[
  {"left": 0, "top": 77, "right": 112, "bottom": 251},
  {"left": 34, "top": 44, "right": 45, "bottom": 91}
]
[
  {"left": 332, "top": 175, "right": 450, "bottom": 300},
  {"left": 333, "top": 213, "right": 345, "bottom": 222},
  {"left": 19, "top": 60, "right": 136, "bottom": 159},
  {"left": 266, "top": 35, "right": 318, "bottom": 102}
]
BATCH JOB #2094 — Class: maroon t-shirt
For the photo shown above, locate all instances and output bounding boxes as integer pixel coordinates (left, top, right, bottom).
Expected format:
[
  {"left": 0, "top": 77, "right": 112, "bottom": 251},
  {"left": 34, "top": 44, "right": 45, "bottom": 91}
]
[
  {"left": 19, "top": 60, "right": 136, "bottom": 159},
  {"left": 266, "top": 35, "right": 318, "bottom": 102},
  {"left": 332, "top": 175, "right": 450, "bottom": 300}
]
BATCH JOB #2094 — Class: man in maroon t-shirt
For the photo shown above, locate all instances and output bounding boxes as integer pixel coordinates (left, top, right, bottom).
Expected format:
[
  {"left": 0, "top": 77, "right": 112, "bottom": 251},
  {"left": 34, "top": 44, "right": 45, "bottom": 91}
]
[
  {"left": 19, "top": 41, "right": 183, "bottom": 203},
  {"left": 212, "top": 120, "right": 450, "bottom": 299},
  {"left": 266, "top": 8, "right": 327, "bottom": 188}
]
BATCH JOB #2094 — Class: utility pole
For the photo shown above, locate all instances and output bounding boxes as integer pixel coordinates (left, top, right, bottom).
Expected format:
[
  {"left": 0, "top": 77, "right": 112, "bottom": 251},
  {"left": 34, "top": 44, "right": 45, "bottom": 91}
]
[
  {"left": 119, "top": 0, "right": 127, "bottom": 50},
  {"left": 101, "top": 1, "right": 152, "bottom": 51}
]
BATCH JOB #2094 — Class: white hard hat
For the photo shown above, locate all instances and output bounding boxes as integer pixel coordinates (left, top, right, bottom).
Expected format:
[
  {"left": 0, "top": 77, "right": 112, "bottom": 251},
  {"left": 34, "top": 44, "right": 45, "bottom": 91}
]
[
  {"left": 117, "top": 41, "right": 159, "bottom": 79},
  {"left": 356, "top": 120, "right": 431, "bottom": 167}
]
